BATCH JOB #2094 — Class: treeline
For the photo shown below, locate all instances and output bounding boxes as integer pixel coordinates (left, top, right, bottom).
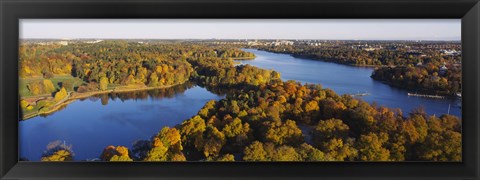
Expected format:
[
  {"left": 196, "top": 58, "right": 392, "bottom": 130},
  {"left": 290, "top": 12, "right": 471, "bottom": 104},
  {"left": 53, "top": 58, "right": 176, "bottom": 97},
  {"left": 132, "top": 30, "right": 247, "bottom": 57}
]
[
  {"left": 20, "top": 41, "right": 257, "bottom": 93},
  {"left": 371, "top": 63, "right": 462, "bottom": 96},
  {"left": 217, "top": 49, "right": 256, "bottom": 59},
  {"left": 42, "top": 80, "right": 461, "bottom": 162},
  {"left": 255, "top": 43, "right": 461, "bottom": 67}
]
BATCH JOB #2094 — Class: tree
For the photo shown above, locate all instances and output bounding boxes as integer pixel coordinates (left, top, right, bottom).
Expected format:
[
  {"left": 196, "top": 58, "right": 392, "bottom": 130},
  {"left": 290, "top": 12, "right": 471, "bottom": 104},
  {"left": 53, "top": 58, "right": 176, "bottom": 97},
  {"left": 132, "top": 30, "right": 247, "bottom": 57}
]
[
  {"left": 148, "top": 72, "right": 159, "bottom": 87},
  {"left": 243, "top": 141, "right": 268, "bottom": 161},
  {"left": 144, "top": 138, "right": 168, "bottom": 161},
  {"left": 416, "top": 130, "right": 461, "bottom": 161},
  {"left": 263, "top": 120, "right": 303, "bottom": 146},
  {"left": 270, "top": 145, "right": 302, "bottom": 161},
  {"left": 99, "top": 76, "right": 109, "bottom": 91},
  {"left": 144, "top": 127, "right": 186, "bottom": 161},
  {"left": 322, "top": 138, "right": 358, "bottom": 161},
  {"left": 43, "top": 79, "right": 56, "bottom": 94},
  {"left": 209, "top": 154, "right": 235, "bottom": 161},
  {"left": 109, "top": 146, "right": 133, "bottom": 161},
  {"left": 27, "top": 81, "right": 43, "bottom": 95},
  {"left": 200, "top": 125, "right": 226, "bottom": 158},
  {"left": 157, "top": 127, "right": 183, "bottom": 152},
  {"left": 356, "top": 133, "right": 390, "bottom": 161},
  {"left": 180, "top": 115, "right": 207, "bottom": 147},
  {"left": 312, "top": 118, "right": 350, "bottom": 147},
  {"left": 222, "top": 118, "right": 250, "bottom": 138},
  {"left": 54, "top": 87, "right": 68, "bottom": 102},
  {"left": 20, "top": 99, "right": 29, "bottom": 109},
  {"left": 41, "top": 140, "right": 74, "bottom": 161},
  {"left": 296, "top": 143, "right": 326, "bottom": 161},
  {"left": 41, "top": 150, "right": 73, "bottom": 161},
  {"left": 402, "top": 112, "right": 428, "bottom": 144}
]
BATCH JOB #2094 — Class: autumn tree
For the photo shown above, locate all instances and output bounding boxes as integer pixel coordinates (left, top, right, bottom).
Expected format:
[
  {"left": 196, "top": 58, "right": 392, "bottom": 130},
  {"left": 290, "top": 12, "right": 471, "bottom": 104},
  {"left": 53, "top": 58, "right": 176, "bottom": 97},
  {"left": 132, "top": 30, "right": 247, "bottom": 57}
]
[
  {"left": 262, "top": 120, "right": 303, "bottom": 146},
  {"left": 243, "top": 141, "right": 268, "bottom": 161},
  {"left": 312, "top": 118, "right": 350, "bottom": 147},
  {"left": 41, "top": 140, "right": 74, "bottom": 161},
  {"left": 43, "top": 79, "right": 56, "bottom": 94},
  {"left": 54, "top": 87, "right": 68, "bottom": 102},
  {"left": 99, "top": 76, "right": 109, "bottom": 91},
  {"left": 109, "top": 146, "right": 133, "bottom": 161},
  {"left": 356, "top": 132, "right": 390, "bottom": 161}
]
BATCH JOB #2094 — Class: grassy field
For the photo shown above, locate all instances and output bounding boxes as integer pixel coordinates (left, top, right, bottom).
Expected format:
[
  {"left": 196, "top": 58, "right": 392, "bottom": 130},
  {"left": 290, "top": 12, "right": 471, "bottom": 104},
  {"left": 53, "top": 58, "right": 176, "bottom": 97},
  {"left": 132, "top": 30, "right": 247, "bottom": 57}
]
[{"left": 19, "top": 75, "right": 85, "bottom": 98}]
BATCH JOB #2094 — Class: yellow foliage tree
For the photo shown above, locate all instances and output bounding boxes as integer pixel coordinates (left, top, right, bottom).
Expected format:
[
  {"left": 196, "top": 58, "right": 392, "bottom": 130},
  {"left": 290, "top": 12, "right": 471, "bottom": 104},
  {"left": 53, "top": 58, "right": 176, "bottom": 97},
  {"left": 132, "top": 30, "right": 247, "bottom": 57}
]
[
  {"left": 54, "top": 87, "right": 68, "bottom": 102},
  {"left": 99, "top": 76, "right": 109, "bottom": 91},
  {"left": 42, "top": 79, "right": 56, "bottom": 94},
  {"left": 41, "top": 150, "right": 73, "bottom": 161},
  {"left": 110, "top": 146, "right": 133, "bottom": 161},
  {"left": 20, "top": 99, "right": 29, "bottom": 109}
]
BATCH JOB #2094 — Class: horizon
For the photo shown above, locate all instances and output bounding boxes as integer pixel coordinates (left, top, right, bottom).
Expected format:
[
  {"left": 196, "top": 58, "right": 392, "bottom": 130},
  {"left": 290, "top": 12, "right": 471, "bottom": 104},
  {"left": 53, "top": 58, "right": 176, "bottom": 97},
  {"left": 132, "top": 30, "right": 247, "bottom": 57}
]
[
  {"left": 20, "top": 38, "right": 461, "bottom": 41},
  {"left": 20, "top": 19, "right": 461, "bottom": 41}
]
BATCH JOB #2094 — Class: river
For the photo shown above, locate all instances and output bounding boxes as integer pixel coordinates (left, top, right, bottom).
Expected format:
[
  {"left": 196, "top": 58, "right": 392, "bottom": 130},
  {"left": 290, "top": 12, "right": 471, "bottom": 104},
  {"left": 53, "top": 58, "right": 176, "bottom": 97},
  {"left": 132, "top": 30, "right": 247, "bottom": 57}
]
[{"left": 237, "top": 49, "right": 461, "bottom": 118}]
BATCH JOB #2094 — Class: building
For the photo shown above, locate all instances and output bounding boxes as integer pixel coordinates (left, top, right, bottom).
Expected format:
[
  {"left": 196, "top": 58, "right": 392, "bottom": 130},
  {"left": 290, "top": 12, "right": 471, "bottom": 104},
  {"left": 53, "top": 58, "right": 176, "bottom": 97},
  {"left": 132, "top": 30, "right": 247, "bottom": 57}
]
[
  {"left": 85, "top": 40, "right": 103, "bottom": 44},
  {"left": 439, "top": 62, "right": 448, "bottom": 75}
]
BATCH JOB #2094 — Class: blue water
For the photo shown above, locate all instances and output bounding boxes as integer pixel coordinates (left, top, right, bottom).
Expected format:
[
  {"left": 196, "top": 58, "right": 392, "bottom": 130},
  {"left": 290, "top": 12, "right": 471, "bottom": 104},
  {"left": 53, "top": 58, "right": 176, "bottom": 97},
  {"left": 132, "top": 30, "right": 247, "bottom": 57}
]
[
  {"left": 237, "top": 49, "right": 461, "bottom": 118},
  {"left": 19, "top": 85, "right": 225, "bottom": 161}
]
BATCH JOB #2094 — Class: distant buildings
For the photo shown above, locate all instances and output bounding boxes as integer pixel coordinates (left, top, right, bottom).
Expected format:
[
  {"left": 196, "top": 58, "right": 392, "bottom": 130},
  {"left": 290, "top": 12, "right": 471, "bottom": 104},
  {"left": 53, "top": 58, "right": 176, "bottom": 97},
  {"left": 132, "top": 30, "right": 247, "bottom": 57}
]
[
  {"left": 35, "top": 40, "right": 69, "bottom": 46},
  {"left": 416, "top": 61, "right": 423, "bottom": 66},
  {"left": 85, "top": 40, "right": 103, "bottom": 44},
  {"left": 351, "top": 44, "right": 383, "bottom": 51},
  {"left": 247, "top": 40, "right": 295, "bottom": 47},
  {"left": 271, "top": 40, "right": 294, "bottom": 46},
  {"left": 58, "top": 41, "right": 69, "bottom": 46},
  {"left": 441, "top": 49, "right": 461, "bottom": 56}
]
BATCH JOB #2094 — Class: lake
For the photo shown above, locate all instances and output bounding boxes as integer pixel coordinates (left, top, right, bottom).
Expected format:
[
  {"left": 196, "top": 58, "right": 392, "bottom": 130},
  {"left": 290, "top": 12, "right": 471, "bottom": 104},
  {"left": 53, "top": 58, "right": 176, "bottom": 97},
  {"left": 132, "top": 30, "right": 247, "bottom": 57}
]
[
  {"left": 237, "top": 49, "right": 461, "bottom": 118},
  {"left": 19, "top": 83, "right": 225, "bottom": 161}
]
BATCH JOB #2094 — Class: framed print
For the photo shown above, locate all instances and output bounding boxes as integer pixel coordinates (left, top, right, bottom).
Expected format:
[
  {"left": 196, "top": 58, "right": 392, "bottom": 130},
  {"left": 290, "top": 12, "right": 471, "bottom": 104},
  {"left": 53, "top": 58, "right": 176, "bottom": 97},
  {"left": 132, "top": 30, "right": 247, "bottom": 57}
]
[{"left": 1, "top": 0, "right": 479, "bottom": 179}]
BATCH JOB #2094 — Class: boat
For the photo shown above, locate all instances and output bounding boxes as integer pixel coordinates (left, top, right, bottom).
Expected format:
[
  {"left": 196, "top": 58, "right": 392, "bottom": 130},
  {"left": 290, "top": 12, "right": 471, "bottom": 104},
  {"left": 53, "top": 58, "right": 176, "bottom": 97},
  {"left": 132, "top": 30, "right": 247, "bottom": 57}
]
[
  {"left": 350, "top": 92, "right": 370, "bottom": 97},
  {"left": 407, "top": 93, "right": 444, "bottom": 99}
]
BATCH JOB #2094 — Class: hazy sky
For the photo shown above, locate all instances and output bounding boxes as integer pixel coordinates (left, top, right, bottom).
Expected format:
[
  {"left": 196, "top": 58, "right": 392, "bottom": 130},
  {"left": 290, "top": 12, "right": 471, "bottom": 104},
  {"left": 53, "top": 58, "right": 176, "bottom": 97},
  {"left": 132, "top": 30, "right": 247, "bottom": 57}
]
[{"left": 20, "top": 19, "right": 461, "bottom": 40}]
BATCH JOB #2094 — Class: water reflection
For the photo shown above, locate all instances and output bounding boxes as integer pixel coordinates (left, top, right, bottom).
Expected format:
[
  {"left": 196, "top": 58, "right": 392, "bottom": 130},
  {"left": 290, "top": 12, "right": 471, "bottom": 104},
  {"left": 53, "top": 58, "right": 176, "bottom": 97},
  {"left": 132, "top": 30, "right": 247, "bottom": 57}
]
[{"left": 19, "top": 82, "right": 225, "bottom": 161}]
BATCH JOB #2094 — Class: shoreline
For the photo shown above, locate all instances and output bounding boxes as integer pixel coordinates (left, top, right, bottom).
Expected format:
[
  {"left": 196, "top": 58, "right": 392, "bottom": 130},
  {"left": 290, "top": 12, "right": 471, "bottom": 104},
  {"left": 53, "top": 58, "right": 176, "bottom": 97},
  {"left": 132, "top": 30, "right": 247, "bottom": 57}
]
[
  {"left": 370, "top": 78, "right": 458, "bottom": 98},
  {"left": 251, "top": 48, "right": 383, "bottom": 68},
  {"left": 230, "top": 57, "right": 256, "bottom": 60},
  {"left": 21, "top": 82, "right": 186, "bottom": 121},
  {"left": 250, "top": 48, "right": 459, "bottom": 97}
]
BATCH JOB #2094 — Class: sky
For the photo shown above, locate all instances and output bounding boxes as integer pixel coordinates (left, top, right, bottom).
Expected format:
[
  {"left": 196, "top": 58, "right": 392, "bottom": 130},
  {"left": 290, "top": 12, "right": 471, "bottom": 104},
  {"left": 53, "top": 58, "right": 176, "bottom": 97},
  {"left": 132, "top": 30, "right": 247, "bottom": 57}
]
[{"left": 20, "top": 19, "right": 461, "bottom": 40}]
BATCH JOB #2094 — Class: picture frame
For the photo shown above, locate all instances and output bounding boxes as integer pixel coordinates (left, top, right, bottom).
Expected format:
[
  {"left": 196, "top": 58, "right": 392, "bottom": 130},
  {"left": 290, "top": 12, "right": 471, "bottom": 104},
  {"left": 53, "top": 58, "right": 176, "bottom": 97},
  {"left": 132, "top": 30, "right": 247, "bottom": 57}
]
[{"left": 1, "top": 0, "right": 479, "bottom": 179}]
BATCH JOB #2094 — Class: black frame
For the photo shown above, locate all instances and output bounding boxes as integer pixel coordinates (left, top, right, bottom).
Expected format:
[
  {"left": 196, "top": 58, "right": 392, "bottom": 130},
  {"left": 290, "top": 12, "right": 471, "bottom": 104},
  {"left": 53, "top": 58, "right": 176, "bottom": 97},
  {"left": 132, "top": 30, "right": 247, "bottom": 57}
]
[{"left": 1, "top": 0, "right": 479, "bottom": 179}]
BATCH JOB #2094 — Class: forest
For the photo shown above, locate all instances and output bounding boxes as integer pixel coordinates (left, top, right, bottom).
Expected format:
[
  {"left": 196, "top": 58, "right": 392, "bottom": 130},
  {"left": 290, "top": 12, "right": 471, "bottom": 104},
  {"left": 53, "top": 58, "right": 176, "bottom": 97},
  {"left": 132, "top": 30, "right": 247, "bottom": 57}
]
[{"left": 19, "top": 40, "right": 461, "bottom": 162}]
